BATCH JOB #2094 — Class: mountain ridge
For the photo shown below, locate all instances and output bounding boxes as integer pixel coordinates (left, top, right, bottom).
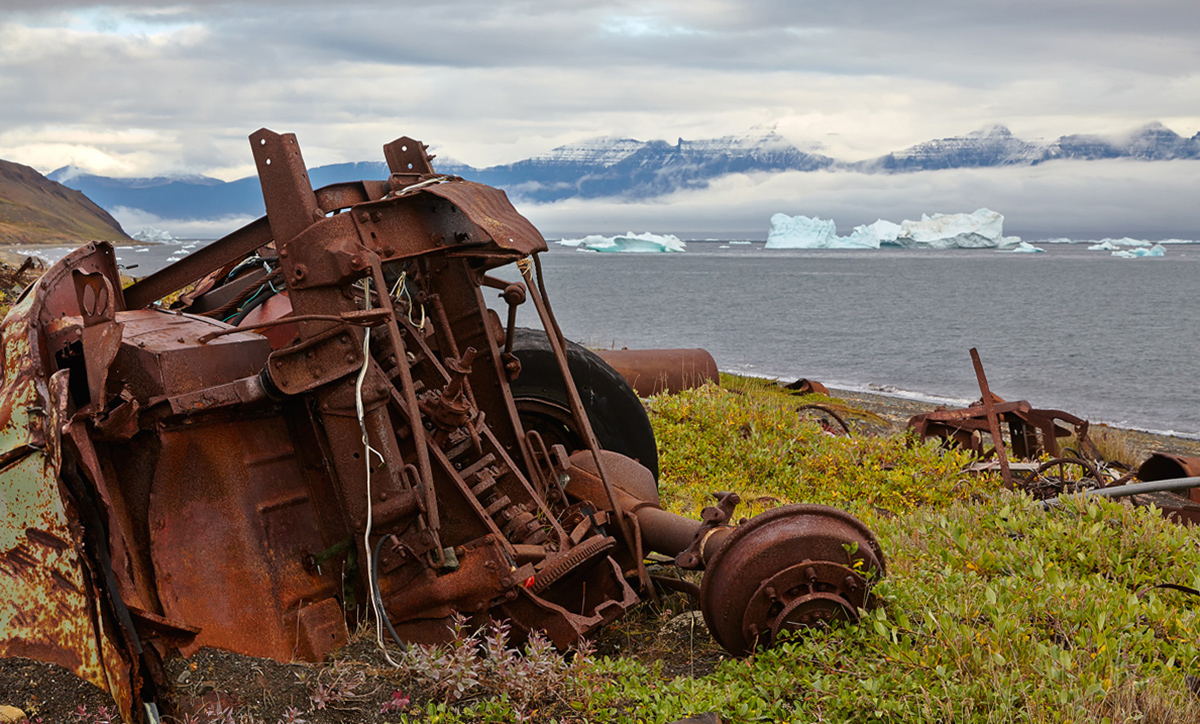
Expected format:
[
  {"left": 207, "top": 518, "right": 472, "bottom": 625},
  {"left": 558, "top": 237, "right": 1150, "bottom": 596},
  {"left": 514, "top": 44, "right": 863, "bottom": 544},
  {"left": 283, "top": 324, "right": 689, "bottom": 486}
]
[{"left": 44, "top": 122, "right": 1200, "bottom": 226}]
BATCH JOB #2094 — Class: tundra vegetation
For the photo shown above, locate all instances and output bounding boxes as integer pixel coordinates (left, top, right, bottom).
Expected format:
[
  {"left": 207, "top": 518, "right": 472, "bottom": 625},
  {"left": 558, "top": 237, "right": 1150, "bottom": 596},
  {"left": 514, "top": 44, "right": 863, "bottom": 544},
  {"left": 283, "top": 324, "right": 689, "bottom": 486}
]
[{"left": 10, "top": 375, "right": 1200, "bottom": 724}]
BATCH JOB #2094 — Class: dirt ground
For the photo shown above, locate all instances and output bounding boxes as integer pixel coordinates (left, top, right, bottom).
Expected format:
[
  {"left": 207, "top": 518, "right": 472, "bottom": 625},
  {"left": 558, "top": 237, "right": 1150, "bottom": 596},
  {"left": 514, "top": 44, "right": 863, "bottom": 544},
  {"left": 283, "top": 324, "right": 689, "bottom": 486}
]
[{"left": 0, "top": 590, "right": 720, "bottom": 723}]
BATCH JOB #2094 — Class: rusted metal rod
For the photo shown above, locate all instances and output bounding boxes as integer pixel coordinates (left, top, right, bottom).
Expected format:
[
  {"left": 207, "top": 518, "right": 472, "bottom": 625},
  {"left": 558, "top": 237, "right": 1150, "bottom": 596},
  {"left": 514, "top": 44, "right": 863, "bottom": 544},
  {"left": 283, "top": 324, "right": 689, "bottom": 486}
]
[
  {"left": 1043, "top": 476, "right": 1200, "bottom": 507},
  {"left": 970, "top": 348, "right": 1012, "bottom": 488},
  {"left": 521, "top": 256, "right": 637, "bottom": 554}
]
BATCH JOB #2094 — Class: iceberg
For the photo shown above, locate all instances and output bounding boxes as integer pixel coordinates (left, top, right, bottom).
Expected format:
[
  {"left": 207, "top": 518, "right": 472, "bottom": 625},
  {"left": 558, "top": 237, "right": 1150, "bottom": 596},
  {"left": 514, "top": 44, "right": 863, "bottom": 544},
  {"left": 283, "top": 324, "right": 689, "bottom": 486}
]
[
  {"left": 765, "top": 208, "right": 1015, "bottom": 250},
  {"left": 1112, "top": 244, "right": 1166, "bottom": 258},
  {"left": 1088, "top": 240, "right": 1121, "bottom": 251},
  {"left": 890, "top": 209, "right": 1008, "bottom": 249},
  {"left": 997, "top": 241, "right": 1045, "bottom": 253},
  {"left": 765, "top": 214, "right": 838, "bottom": 249},
  {"left": 132, "top": 227, "right": 175, "bottom": 242},
  {"left": 558, "top": 232, "right": 686, "bottom": 253}
]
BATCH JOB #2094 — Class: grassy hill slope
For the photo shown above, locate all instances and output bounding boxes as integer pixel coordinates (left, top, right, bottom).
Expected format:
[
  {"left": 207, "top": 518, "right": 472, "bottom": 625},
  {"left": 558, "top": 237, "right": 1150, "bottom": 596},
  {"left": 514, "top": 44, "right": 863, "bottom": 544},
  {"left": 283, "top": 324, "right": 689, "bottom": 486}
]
[{"left": 0, "top": 159, "right": 129, "bottom": 245}]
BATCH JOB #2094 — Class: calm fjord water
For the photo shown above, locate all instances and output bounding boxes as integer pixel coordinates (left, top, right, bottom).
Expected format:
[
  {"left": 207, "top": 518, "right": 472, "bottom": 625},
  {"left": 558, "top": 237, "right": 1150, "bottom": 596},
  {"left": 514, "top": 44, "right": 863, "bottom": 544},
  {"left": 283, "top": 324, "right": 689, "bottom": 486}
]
[
  {"left": 532, "top": 243, "right": 1199, "bottom": 437},
  {"left": 31, "top": 239, "right": 1198, "bottom": 436}
]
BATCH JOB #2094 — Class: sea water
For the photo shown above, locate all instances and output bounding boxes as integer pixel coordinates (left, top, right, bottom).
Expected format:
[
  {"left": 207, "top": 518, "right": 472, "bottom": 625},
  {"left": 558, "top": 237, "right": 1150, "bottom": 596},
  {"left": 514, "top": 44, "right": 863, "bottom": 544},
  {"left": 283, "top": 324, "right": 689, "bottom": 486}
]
[
  {"left": 18, "top": 239, "right": 1199, "bottom": 437},
  {"left": 530, "top": 242, "right": 1199, "bottom": 438}
]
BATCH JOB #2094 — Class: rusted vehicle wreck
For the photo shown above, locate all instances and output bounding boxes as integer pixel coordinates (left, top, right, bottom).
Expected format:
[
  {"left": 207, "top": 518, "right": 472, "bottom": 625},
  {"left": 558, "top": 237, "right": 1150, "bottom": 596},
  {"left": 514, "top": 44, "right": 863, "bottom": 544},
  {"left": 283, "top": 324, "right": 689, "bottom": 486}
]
[{"left": 0, "top": 130, "right": 885, "bottom": 721}]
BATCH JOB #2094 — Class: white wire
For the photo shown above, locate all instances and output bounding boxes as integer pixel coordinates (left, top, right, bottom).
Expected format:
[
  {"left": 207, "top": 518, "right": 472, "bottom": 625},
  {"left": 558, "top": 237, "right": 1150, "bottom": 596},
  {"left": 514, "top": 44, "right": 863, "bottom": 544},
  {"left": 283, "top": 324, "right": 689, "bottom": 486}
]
[{"left": 355, "top": 276, "right": 400, "bottom": 668}]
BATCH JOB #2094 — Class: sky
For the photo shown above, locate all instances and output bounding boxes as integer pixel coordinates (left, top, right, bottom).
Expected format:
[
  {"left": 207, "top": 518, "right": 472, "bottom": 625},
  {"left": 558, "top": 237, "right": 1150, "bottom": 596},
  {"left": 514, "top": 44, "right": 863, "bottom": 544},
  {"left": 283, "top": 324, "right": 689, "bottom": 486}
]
[{"left": 3, "top": 0, "right": 1200, "bottom": 237}]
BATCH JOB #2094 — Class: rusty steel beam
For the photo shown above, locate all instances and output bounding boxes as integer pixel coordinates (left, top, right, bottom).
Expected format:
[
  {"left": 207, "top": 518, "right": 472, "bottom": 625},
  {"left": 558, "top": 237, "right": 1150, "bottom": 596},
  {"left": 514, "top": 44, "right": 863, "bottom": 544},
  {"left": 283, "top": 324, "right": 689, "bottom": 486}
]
[{"left": 970, "top": 348, "right": 1012, "bottom": 488}]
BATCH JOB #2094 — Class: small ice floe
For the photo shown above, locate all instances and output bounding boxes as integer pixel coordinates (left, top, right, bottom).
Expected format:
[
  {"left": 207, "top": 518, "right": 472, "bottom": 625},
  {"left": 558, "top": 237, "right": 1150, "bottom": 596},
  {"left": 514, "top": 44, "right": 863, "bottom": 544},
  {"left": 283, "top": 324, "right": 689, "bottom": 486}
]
[
  {"left": 557, "top": 232, "right": 686, "bottom": 253},
  {"left": 1087, "top": 240, "right": 1121, "bottom": 251},
  {"left": 1112, "top": 244, "right": 1166, "bottom": 259},
  {"left": 997, "top": 241, "right": 1045, "bottom": 253},
  {"left": 166, "top": 256, "right": 182, "bottom": 263}
]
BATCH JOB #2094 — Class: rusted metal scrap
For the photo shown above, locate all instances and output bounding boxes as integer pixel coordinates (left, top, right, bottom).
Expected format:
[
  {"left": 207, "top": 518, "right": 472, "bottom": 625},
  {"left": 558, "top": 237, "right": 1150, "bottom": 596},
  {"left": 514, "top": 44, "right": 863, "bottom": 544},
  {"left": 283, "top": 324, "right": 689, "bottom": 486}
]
[
  {"left": 1131, "top": 453, "right": 1200, "bottom": 524},
  {"left": 0, "top": 130, "right": 886, "bottom": 721},
  {"left": 909, "top": 399, "right": 1094, "bottom": 461},
  {"left": 593, "top": 347, "right": 718, "bottom": 398}
]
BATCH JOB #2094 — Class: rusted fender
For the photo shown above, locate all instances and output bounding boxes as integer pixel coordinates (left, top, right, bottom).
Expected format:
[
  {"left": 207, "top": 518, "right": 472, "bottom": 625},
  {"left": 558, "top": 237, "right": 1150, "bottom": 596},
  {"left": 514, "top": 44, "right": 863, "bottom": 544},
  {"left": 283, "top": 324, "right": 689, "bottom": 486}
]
[
  {"left": 0, "top": 257, "right": 138, "bottom": 723},
  {"left": 593, "top": 348, "right": 718, "bottom": 397}
]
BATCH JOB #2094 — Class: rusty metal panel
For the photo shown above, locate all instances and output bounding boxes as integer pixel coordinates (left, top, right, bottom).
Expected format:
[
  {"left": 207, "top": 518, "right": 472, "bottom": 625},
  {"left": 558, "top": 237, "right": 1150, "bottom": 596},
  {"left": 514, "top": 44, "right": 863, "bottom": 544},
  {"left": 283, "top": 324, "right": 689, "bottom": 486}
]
[
  {"left": 424, "top": 181, "right": 547, "bottom": 255},
  {"left": 0, "top": 371, "right": 135, "bottom": 721}
]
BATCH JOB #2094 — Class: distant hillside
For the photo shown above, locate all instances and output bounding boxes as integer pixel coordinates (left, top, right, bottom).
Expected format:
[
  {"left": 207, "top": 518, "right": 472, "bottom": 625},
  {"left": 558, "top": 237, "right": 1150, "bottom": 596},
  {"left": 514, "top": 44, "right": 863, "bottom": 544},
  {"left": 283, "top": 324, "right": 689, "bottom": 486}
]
[{"left": 0, "top": 159, "right": 129, "bottom": 245}]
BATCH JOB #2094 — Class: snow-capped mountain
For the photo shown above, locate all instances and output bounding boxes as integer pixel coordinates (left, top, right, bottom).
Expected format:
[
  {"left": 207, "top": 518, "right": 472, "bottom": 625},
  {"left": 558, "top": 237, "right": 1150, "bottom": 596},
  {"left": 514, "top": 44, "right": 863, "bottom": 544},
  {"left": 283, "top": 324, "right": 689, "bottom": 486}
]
[
  {"left": 1046, "top": 122, "right": 1200, "bottom": 161},
  {"left": 851, "top": 125, "right": 1047, "bottom": 172},
  {"left": 466, "top": 128, "right": 833, "bottom": 202},
  {"left": 45, "top": 122, "right": 1200, "bottom": 226},
  {"left": 853, "top": 122, "right": 1200, "bottom": 172}
]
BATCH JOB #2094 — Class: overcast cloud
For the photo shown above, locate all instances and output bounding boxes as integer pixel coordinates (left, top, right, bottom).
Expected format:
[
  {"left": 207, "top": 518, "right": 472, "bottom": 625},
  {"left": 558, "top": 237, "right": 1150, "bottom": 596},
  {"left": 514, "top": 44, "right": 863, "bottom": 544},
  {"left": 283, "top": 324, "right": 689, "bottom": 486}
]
[{"left": 3, "top": 1, "right": 1199, "bottom": 236}]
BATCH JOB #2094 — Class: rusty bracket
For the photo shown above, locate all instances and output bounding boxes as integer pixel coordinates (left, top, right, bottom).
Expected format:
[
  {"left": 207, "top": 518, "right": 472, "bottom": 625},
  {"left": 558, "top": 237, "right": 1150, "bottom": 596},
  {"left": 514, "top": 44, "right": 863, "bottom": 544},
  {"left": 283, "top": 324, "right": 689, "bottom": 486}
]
[
  {"left": 72, "top": 270, "right": 124, "bottom": 412},
  {"left": 676, "top": 491, "right": 741, "bottom": 570}
]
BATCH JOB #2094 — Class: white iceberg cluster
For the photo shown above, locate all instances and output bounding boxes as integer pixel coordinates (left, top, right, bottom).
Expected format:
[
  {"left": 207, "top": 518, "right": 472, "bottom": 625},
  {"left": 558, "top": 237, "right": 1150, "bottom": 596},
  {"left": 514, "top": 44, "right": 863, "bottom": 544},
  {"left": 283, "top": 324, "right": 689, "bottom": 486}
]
[
  {"left": 765, "top": 208, "right": 1019, "bottom": 250},
  {"left": 1112, "top": 244, "right": 1166, "bottom": 258},
  {"left": 558, "top": 232, "right": 686, "bottom": 253},
  {"left": 132, "top": 227, "right": 175, "bottom": 242}
]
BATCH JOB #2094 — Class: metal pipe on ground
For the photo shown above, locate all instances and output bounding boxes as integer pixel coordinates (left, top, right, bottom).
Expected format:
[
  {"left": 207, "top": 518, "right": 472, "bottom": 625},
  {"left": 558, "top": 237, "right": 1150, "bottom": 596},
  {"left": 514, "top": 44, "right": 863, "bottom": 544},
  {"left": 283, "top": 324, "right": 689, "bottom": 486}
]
[
  {"left": 594, "top": 348, "right": 718, "bottom": 397},
  {"left": 1043, "top": 476, "right": 1200, "bottom": 507}
]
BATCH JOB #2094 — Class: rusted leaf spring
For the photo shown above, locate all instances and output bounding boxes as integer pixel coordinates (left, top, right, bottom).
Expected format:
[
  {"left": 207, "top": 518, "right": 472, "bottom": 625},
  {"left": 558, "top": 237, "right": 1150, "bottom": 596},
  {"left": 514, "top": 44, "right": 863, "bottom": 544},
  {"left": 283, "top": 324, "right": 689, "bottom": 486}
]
[{"left": 593, "top": 348, "right": 718, "bottom": 398}]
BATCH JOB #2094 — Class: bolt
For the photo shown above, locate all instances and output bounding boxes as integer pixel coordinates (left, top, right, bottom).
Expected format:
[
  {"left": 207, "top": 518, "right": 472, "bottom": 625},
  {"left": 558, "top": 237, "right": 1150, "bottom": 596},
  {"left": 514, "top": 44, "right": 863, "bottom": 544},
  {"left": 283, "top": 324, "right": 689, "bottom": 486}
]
[
  {"left": 764, "top": 586, "right": 778, "bottom": 602},
  {"left": 806, "top": 566, "right": 817, "bottom": 583},
  {"left": 359, "top": 212, "right": 370, "bottom": 223},
  {"left": 371, "top": 212, "right": 382, "bottom": 222}
]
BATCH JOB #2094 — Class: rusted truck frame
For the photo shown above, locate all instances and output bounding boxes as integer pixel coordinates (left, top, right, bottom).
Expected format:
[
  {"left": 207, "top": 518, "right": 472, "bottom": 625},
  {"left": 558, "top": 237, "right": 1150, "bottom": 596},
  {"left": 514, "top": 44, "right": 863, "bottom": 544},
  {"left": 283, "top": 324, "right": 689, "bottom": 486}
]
[{"left": 0, "top": 130, "right": 885, "bottom": 721}]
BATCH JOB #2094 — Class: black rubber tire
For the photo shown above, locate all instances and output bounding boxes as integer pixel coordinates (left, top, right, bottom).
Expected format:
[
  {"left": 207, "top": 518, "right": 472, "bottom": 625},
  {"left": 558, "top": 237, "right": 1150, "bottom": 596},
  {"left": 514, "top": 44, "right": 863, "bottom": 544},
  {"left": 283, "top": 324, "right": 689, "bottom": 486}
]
[{"left": 510, "top": 328, "right": 659, "bottom": 480}]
